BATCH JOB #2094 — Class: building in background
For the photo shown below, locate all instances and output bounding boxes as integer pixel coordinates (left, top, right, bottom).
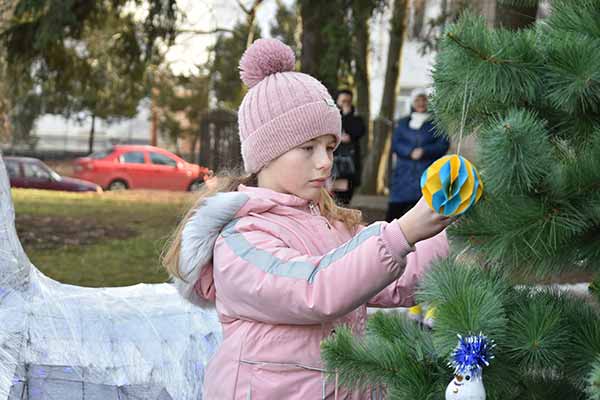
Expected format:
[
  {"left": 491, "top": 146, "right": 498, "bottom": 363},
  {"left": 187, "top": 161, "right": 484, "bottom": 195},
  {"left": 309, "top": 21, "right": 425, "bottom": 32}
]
[{"left": 5, "top": 100, "right": 162, "bottom": 156}]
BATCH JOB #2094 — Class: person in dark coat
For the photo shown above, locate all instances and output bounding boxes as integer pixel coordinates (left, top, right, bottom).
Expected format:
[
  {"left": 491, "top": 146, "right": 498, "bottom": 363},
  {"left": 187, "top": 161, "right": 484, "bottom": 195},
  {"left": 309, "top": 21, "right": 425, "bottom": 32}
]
[
  {"left": 332, "top": 89, "right": 366, "bottom": 206},
  {"left": 386, "top": 88, "right": 450, "bottom": 222}
]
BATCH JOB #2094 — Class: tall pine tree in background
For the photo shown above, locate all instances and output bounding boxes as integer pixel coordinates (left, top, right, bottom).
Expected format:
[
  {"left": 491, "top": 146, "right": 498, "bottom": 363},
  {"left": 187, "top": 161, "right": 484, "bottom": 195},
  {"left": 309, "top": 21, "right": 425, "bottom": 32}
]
[
  {"left": 1, "top": 0, "right": 178, "bottom": 152},
  {"left": 322, "top": 0, "right": 600, "bottom": 398}
]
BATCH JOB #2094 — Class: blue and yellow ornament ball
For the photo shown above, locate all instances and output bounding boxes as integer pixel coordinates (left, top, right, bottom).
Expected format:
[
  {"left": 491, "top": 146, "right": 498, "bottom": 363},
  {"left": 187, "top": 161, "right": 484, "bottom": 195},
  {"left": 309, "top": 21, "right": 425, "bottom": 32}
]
[{"left": 420, "top": 155, "right": 483, "bottom": 216}]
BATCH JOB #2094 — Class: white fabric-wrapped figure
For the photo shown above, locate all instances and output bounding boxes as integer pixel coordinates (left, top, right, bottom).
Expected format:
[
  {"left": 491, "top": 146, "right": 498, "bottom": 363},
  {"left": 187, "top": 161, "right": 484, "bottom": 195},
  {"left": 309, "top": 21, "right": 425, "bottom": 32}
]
[{"left": 0, "top": 153, "right": 222, "bottom": 399}]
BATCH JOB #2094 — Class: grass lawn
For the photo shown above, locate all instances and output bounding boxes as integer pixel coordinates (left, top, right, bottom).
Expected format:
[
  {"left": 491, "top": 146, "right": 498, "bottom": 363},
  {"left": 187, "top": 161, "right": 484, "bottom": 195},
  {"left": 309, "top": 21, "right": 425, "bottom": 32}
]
[{"left": 12, "top": 189, "right": 198, "bottom": 287}]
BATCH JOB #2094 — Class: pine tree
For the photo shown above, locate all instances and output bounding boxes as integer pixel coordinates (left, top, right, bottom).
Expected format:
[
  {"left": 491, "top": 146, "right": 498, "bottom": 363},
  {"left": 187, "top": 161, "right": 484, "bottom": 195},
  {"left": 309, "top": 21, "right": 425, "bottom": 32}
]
[
  {"left": 1, "top": 0, "right": 178, "bottom": 152},
  {"left": 322, "top": 1, "right": 600, "bottom": 398},
  {"left": 209, "top": 22, "right": 261, "bottom": 110}
]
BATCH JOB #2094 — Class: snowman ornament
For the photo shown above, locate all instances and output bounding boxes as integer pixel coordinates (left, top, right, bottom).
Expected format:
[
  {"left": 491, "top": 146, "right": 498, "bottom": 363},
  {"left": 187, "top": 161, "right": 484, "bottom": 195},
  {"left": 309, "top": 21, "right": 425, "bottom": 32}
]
[
  {"left": 445, "top": 334, "right": 495, "bottom": 400},
  {"left": 445, "top": 370, "right": 486, "bottom": 400}
]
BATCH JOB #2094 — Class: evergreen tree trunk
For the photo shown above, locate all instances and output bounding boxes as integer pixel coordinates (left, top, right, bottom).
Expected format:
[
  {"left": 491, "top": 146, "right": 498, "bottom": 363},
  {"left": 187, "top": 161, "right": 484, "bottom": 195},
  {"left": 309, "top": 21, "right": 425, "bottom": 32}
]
[
  {"left": 440, "top": 0, "right": 448, "bottom": 30},
  {"left": 299, "top": 0, "right": 344, "bottom": 94},
  {"left": 151, "top": 91, "right": 158, "bottom": 147},
  {"left": 88, "top": 114, "right": 96, "bottom": 154},
  {"left": 352, "top": 1, "right": 371, "bottom": 124},
  {"left": 411, "top": 0, "right": 427, "bottom": 38},
  {"left": 8, "top": 124, "right": 16, "bottom": 155},
  {"left": 360, "top": 0, "right": 409, "bottom": 194},
  {"left": 352, "top": 0, "right": 371, "bottom": 171},
  {"left": 188, "top": 134, "right": 196, "bottom": 164},
  {"left": 495, "top": 0, "right": 539, "bottom": 30},
  {"left": 300, "top": 0, "right": 325, "bottom": 85},
  {"left": 199, "top": 134, "right": 206, "bottom": 168}
]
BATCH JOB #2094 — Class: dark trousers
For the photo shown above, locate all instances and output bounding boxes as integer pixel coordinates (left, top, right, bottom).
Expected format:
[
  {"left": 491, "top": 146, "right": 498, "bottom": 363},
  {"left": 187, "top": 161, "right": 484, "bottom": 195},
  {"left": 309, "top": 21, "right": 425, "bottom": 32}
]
[
  {"left": 385, "top": 201, "right": 417, "bottom": 222},
  {"left": 334, "top": 187, "right": 355, "bottom": 207}
]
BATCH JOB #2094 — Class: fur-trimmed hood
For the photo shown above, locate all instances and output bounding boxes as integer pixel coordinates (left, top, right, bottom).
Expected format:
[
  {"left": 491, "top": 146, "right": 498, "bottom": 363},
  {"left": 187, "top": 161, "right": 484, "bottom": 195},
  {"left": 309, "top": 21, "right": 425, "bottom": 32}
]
[{"left": 173, "top": 185, "right": 315, "bottom": 307}]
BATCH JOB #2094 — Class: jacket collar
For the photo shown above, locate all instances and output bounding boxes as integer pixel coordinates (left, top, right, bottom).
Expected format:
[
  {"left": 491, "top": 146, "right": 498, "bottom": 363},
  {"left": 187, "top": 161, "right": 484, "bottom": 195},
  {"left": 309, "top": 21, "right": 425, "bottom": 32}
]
[{"left": 238, "top": 184, "right": 309, "bottom": 207}]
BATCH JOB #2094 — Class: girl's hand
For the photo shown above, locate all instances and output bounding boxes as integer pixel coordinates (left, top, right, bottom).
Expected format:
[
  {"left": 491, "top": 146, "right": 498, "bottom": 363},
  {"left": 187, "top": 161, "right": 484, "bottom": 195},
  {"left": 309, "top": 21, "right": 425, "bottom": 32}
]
[{"left": 397, "top": 197, "right": 453, "bottom": 246}]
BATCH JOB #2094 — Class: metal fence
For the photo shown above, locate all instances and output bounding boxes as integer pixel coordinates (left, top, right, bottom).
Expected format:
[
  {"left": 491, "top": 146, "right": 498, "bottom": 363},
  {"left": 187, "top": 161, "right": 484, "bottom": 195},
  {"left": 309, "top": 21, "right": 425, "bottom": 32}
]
[
  {"left": 197, "top": 109, "right": 242, "bottom": 172},
  {"left": 1, "top": 109, "right": 242, "bottom": 169}
]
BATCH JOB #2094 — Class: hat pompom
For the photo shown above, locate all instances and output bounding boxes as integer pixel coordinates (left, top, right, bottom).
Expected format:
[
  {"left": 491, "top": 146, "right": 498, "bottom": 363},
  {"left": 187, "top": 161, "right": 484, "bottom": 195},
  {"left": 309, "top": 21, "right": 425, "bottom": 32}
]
[{"left": 239, "top": 38, "right": 295, "bottom": 89}]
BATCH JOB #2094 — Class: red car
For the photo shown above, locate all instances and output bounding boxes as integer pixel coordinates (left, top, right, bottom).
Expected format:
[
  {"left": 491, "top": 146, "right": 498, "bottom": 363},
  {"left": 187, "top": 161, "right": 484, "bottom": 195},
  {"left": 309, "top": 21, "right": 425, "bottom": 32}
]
[
  {"left": 73, "top": 145, "right": 211, "bottom": 191},
  {"left": 5, "top": 156, "right": 102, "bottom": 192}
]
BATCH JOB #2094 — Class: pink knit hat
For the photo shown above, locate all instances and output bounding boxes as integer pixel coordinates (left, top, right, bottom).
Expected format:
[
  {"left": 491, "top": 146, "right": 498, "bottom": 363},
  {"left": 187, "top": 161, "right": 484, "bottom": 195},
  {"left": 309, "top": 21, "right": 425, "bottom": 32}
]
[{"left": 238, "top": 38, "right": 341, "bottom": 173}]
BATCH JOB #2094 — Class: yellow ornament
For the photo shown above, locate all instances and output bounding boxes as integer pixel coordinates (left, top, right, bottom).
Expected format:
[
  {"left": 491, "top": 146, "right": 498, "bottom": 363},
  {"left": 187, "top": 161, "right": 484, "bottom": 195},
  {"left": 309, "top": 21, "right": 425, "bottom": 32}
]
[
  {"left": 420, "top": 155, "right": 483, "bottom": 216},
  {"left": 423, "top": 306, "right": 436, "bottom": 327},
  {"left": 407, "top": 304, "right": 423, "bottom": 321}
]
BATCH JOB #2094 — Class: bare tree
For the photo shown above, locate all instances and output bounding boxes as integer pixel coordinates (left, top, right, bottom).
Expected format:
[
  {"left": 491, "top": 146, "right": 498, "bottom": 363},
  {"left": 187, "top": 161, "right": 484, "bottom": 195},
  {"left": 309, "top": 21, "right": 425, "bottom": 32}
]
[
  {"left": 238, "top": 0, "right": 264, "bottom": 48},
  {"left": 351, "top": 0, "right": 380, "bottom": 125},
  {"left": 360, "top": 0, "right": 409, "bottom": 194},
  {"left": 410, "top": 0, "right": 427, "bottom": 38}
]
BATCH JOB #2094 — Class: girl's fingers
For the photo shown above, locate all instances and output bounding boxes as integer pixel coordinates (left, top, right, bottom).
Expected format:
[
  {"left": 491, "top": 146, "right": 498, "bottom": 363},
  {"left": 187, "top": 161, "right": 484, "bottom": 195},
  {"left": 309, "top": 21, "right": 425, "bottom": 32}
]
[{"left": 438, "top": 216, "right": 454, "bottom": 227}]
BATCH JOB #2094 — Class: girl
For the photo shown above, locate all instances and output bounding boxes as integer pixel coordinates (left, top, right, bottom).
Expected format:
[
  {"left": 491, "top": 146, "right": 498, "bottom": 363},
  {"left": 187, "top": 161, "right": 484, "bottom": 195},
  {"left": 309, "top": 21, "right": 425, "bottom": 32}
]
[{"left": 163, "top": 38, "right": 451, "bottom": 399}]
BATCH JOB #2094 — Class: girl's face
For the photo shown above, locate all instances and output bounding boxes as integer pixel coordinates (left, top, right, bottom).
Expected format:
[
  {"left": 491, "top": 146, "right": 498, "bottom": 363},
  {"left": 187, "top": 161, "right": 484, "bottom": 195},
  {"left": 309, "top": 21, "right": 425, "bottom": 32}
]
[{"left": 258, "top": 134, "right": 337, "bottom": 202}]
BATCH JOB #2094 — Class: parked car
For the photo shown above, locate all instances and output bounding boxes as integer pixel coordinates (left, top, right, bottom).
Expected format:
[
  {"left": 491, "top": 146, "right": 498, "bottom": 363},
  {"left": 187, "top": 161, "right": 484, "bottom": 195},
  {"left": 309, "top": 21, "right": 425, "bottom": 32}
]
[
  {"left": 5, "top": 157, "right": 102, "bottom": 193},
  {"left": 72, "top": 145, "right": 212, "bottom": 191}
]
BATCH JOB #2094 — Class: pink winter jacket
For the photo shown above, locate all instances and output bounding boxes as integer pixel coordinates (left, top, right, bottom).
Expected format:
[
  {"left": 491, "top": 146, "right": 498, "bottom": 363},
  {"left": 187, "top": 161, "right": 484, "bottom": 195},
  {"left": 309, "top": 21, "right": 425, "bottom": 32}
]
[{"left": 174, "top": 185, "right": 449, "bottom": 400}]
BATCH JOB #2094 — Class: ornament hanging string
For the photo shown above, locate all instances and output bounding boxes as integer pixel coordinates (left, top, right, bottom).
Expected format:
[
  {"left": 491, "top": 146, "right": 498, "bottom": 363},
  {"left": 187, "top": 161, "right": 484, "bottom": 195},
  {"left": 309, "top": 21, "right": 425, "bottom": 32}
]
[
  {"left": 456, "top": 77, "right": 472, "bottom": 157},
  {"left": 420, "top": 77, "right": 483, "bottom": 217}
]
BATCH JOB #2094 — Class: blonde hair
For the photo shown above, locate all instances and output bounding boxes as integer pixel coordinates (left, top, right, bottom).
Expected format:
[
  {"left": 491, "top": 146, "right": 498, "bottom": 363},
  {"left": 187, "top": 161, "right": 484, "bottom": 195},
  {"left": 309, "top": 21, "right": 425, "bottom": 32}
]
[{"left": 161, "top": 172, "right": 363, "bottom": 281}]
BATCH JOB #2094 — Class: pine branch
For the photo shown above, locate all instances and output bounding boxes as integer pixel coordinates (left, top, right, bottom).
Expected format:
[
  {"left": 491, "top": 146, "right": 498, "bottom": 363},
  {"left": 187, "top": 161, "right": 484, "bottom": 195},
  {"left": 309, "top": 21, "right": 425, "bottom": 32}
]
[
  {"left": 367, "top": 311, "right": 437, "bottom": 363},
  {"left": 504, "top": 289, "right": 570, "bottom": 372},
  {"left": 449, "top": 191, "right": 595, "bottom": 277},
  {"left": 545, "top": 34, "right": 600, "bottom": 115},
  {"left": 446, "top": 31, "right": 514, "bottom": 65},
  {"left": 587, "top": 357, "right": 600, "bottom": 400},
  {"left": 417, "top": 259, "right": 511, "bottom": 353},
  {"left": 559, "top": 295, "right": 600, "bottom": 388},
  {"left": 321, "top": 328, "right": 404, "bottom": 389},
  {"left": 431, "top": 14, "right": 544, "bottom": 138},
  {"left": 546, "top": 0, "right": 600, "bottom": 41},
  {"left": 517, "top": 375, "right": 586, "bottom": 400},
  {"left": 321, "top": 325, "right": 448, "bottom": 398},
  {"left": 478, "top": 109, "right": 553, "bottom": 195}
]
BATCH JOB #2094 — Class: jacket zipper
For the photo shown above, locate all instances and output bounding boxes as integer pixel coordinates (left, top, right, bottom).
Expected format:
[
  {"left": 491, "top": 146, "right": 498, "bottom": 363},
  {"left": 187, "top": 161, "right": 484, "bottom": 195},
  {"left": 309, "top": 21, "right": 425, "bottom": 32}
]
[
  {"left": 309, "top": 201, "right": 332, "bottom": 230},
  {"left": 308, "top": 201, "right": 320, "bottom": 216}
]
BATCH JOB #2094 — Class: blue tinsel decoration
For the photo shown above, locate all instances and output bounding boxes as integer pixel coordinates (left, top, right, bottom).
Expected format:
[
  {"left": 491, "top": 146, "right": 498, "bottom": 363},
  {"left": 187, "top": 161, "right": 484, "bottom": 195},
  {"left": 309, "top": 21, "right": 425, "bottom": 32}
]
[{"left": 449, "top": 333, "right": 495, "bottom": 375}]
